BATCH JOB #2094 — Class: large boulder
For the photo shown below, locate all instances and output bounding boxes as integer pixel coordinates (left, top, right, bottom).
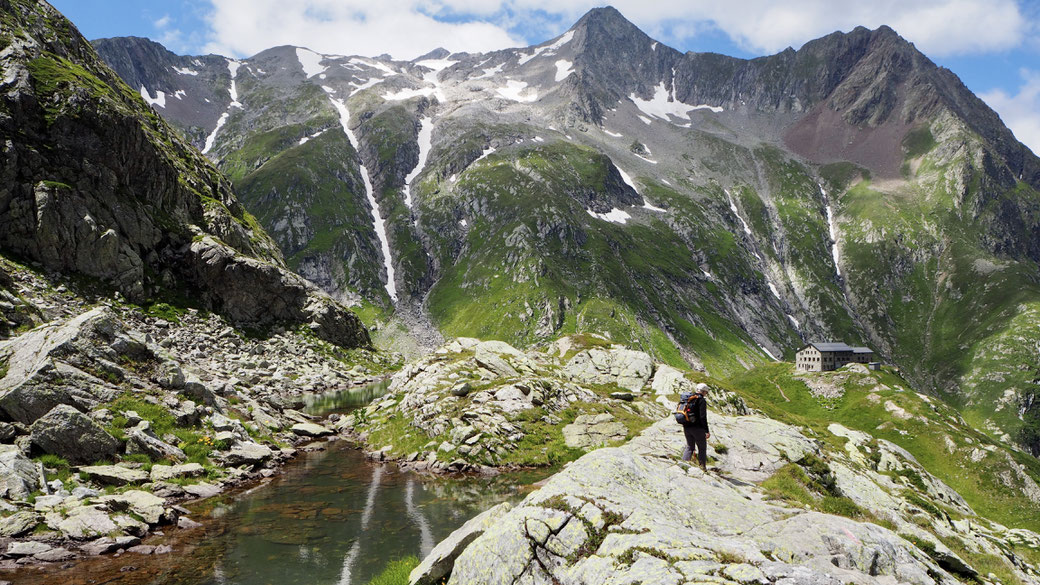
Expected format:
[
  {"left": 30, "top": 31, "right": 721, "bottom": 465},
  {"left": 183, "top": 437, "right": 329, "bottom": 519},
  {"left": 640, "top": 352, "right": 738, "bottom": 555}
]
[
  {"left": 29, "top": 404, "right": 121, "bottom": 465},
  {"left": 562, "top": 348, "right": 654, "bottom": 392},
  {"left": 79, "top": 464, "right": 149, "bottom": 486},
  {"left": 96, "top": 490, "right": 170, "bottom": 525},
  {"left": 650, "top": 364, "right": 693, "bottom": 396},
  {"left": 409, "top": 502, "right": 512, "bottom": 585},
  {"left": 221, "top": 440, "right": 273, "bottom": 467},
  {"left": 125, "top": 421, "right": 185, "bottom": 461},
  {"left": 562, "top": 413, "right": 628, "bottom": 449},
  {"left": 53, "top": 505, "right": 119, "bottom": 539},
  {"left": 0, "top": 444, "right": 40, "bottom": 499},
  {"left": 0, "top": 308, "right": 124, "bottom": 424}
]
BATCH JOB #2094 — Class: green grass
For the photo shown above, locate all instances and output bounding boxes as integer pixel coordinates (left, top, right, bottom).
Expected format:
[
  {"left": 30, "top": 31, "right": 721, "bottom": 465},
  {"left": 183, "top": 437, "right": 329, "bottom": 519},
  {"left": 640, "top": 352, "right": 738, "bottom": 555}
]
[
  {"left": 902, "top": 127, "right": 937, "bottom": 158},
  {"left": 364, "top": 556, "right": 420, "bottom": 585},
  {"left": 36, "top": 454, "right": 72, "bottom": 483},
  {"left": 728, "top": 362, "right": 1040, "bottom": 532}
]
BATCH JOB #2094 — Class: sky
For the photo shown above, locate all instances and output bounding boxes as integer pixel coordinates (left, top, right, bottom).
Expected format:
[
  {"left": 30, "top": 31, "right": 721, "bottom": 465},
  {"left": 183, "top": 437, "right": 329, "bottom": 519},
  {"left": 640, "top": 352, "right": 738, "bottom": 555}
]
[{"left": 50, "top": 0, "right": 1040, "bottom": 155}]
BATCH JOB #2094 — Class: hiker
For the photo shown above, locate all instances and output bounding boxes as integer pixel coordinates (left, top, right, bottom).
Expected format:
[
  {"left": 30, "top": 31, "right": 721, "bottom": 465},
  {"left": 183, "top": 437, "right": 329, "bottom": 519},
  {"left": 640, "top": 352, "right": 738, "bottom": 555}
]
[{"left": 676, "top": 383, "right": 710, "bottom": 471}]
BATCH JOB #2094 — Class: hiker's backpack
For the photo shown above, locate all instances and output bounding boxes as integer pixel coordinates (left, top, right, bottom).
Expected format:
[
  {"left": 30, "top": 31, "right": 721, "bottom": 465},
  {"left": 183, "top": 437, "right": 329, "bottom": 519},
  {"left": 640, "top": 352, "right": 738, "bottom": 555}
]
[{"left": 674, "top": 391, "right": 702, "bottom": 425}]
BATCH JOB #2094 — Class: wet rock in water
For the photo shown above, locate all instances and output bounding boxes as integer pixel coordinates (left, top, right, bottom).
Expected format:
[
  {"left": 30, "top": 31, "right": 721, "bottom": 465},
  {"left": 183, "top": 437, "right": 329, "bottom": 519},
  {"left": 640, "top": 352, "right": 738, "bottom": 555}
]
[
  {"left": 5, "top": 541, "right": 52, "bottom": 557},
  {"left": 183, "top": 482, "right": 222, "bottom": 499},
  {"left": 562, "top": 413, "right": 627, "bottom": 449},
  {"left": 128, "top": 545, "right": 155, "bottom": 555},
  {"left": 80, "top": 536, "right": 141, "bottom": 556},
  {"left": 33, "top": 547, "right": 74, "bottom": 562},
  {"left": 409, "top": 502, "right": 513, "bottom": 585},
  {"left": 29, "top": 405, "right": 121, "bottom": 465},
  {"left": 0, "top": 444, "right": 41, "bottom": 499},
  {"left": 0, "top": 511, "right": 39, "bottom": 537},
  {"left": 290, "top": 422, "right": 333, "bottom": 437},
  {"left": 79, "top": 465, "right": 149, "bottom": 486},
  {"left": 149, "top": 462, "right": 204, "bottom": 482},
  {"left": 177, "top": 516, "right": 202, "bottom": 529},
  {"left": 96, "top": 490, "right": 170, "bottom": 524}
]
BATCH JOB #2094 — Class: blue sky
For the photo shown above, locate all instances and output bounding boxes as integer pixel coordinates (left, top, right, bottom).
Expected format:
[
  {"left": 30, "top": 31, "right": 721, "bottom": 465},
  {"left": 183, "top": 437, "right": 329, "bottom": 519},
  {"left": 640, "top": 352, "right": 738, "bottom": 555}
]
[{"left": 50, "top": 0, "right": 1040, "bottom": 153}]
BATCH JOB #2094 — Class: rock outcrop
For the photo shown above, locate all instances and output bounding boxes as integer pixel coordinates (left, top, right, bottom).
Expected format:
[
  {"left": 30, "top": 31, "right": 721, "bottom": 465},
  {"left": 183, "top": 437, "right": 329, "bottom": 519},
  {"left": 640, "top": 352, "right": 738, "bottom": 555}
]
[
  {"left": 29, "top": 405, "right": 121, "bottom": 465},
  {"left": 411, "top": 412, "right": 1040, "bottom": 585},
  {"left": 348, "top": 336, "right": 745, "bottom": 472},
  {"left": 0, "top": 0, "right": 369, "bottom": 348}
]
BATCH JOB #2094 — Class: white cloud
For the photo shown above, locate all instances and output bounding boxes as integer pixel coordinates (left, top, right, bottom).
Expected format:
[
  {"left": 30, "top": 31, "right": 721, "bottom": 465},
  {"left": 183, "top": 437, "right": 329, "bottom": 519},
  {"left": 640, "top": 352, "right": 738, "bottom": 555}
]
[
  {"left": 154, "top": 15, "right": 172, "bottom": 29},
  {"left": 202, "top": 0, "right": 522, "bottom": 60},
  {"left": 199, "top": 0, "right": 1034, "bottom": 61},
  {"left": 500, "top": 0, "right": 1031, "bottom": 56},
  {"left": 981, "top": 69, "right": 1040, "bottom": 156}
]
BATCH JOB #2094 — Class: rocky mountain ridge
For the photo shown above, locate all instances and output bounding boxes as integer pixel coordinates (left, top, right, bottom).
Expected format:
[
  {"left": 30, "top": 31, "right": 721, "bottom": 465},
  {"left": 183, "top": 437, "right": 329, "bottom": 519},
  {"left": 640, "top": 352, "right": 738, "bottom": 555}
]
[
  {"left": 95, "top": 7, "right": 1040, "bottom": 454},
  {"left": 83, "top": 5, "right": 1040, "bottom": 451}
]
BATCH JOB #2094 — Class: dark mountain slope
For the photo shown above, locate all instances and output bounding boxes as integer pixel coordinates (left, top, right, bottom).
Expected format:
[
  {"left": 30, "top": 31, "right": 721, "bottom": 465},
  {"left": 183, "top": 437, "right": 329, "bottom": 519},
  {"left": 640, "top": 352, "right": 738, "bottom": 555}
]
[{"left": 0, "top": 0, "right": 369, "bottom": 347}]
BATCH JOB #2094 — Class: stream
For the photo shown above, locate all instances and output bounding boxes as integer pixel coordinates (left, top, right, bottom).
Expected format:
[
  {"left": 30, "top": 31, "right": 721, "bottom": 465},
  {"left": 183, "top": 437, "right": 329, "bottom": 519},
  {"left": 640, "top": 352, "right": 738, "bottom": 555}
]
[{"left": 2, "top": 382, "right": 549, "bottom": 585}]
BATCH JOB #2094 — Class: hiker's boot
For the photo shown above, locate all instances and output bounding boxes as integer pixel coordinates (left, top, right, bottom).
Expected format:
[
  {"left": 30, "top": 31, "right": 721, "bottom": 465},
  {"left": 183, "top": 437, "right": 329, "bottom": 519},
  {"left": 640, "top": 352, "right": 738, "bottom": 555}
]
[{"left": 699, "top": 463, "right": 707, "bottom": 472}]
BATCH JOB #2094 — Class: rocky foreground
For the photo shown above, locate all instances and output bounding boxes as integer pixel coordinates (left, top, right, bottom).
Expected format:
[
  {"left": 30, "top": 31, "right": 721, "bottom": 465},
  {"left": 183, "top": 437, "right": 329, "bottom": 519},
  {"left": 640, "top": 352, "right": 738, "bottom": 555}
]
[
  {"left": 409, "top": 411, "right": 1040, "bottom": 585},
  {"left": 0, "top": 258, "right": 395, "bottom": 566}
]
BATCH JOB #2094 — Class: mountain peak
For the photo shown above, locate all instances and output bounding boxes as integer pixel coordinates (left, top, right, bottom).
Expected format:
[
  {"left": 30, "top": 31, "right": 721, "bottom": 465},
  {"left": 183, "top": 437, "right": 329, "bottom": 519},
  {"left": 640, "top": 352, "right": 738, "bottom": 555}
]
[{"left": 571, "top": 6, "right": 646, "bottom": 38}]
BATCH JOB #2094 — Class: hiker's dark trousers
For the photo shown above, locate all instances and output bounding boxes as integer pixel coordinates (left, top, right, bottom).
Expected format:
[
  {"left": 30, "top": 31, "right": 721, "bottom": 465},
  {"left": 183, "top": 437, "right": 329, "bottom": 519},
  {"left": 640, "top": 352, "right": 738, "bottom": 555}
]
[{"left": 682, "top": 426, "right": 707, "bottom": 467}]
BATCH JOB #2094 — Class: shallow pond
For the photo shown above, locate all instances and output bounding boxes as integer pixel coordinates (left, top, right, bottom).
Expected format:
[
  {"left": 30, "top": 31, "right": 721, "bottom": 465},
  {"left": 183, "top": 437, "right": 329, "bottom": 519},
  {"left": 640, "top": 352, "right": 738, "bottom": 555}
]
[{"left": 3, "top": 383, "right": 548, "bottom": 585}]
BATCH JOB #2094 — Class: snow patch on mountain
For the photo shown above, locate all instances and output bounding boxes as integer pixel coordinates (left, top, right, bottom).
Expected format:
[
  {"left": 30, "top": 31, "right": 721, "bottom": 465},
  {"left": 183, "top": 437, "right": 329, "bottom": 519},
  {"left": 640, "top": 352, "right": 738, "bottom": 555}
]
[
  {"left": 554, "top": 59, "right": 574, "bottom": 82},
  {"left": 725, "top": 189, "right": 752, "bottom": 236},
  {"left": 325, "top": 88, "right": 398, "bottom": 302},
  {"left": 616, "top": 166, "right": 639, "bottom": 194},
  {"left": 351, "top": 57, "right": 397, "bottom": 77},
  {"left": 139, "top": 86, "right": 165, "bottom": 108},
  {"left": 474, "top": 63, "right": 504, "bottom": 79},
  {"left": 587, "top": 208, "right": 631, "bottom": 224},
  {"left": 202, "top": 113, "right": 228, "bottom": 154},
  {"left": 496, "top": 80, "right": 538, "bottom": 102},
  {"left": 384, "top": 87, "right": 436, "bottom": 101},
  {"left": 172, "top": 66, "right": 198, "bottom": 76},
  {"left": 227, "top": 60, "right": 242, "bottom": 108},
  {"left": 516, "top": 30, "right": 574, "bottom": 66},
  {"left": 296, "top": 48, "right": 326, "bottom": 78},
  {"left": 298, "top": 128, "right": 328, "bottom": 146},
  {"left": 403, "top": 116, "right": 434, "bottom": 209},
  {"left": 630, "top": 82, "right": 722, "bottom": 123}
]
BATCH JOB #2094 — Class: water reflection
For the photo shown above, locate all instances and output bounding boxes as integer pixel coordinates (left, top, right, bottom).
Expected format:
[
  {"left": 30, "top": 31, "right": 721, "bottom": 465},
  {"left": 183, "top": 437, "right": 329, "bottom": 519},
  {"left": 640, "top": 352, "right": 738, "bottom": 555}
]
[
  {"left": 3, "top": 385, "right": 548, "bottom": 585},
  {"left": 303, "top": 380, "right": 390, "bottom": 416}
]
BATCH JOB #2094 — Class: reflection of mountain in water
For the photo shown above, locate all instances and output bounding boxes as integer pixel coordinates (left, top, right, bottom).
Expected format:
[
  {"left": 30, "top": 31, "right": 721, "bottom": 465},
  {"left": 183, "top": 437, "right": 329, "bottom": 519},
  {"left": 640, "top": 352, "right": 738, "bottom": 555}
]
[{"left": 16, "top": 440, "right": 545, "bottom": 585}]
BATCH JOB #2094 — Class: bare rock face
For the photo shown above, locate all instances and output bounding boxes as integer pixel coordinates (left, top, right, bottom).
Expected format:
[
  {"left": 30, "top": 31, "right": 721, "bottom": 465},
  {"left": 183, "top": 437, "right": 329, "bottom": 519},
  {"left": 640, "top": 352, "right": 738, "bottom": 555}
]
[
  {"left": 0, "top": 307, "right": 126, "bottom": 424},
  {"left": 0, "top": 0, "right": 369, "bottom": 349},
  {"left": 29, "top": 405, "right": 121, "bottom": 465},
  {"left": 562, "top": 347, "right": 655, "bottom": 392},
  {"left": 0, "top": 445, "right": 41, "bottom": 500}
]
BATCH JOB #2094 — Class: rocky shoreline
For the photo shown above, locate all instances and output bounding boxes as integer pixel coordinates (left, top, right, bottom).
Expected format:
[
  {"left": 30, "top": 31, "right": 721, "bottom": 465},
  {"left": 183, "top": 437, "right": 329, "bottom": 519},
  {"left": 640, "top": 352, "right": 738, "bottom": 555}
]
[{"left": 0, "top": 258, "right": 398, "bottom": 568}]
